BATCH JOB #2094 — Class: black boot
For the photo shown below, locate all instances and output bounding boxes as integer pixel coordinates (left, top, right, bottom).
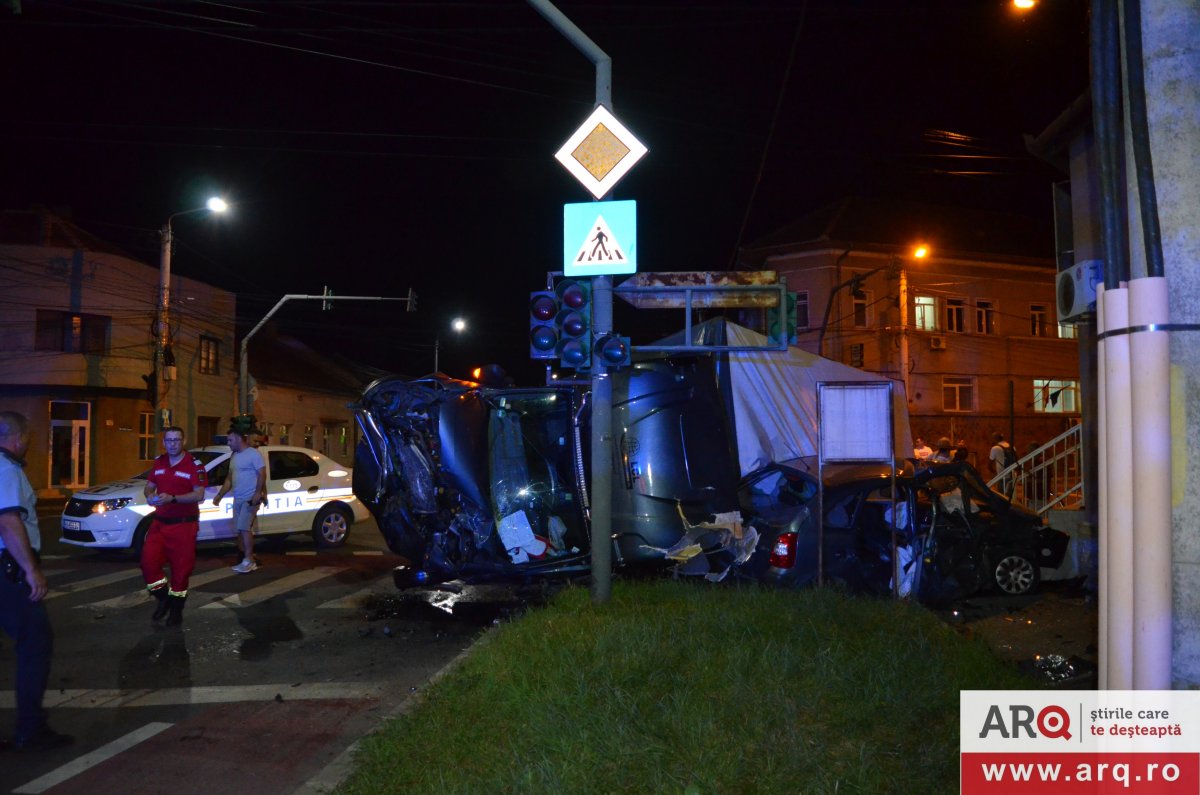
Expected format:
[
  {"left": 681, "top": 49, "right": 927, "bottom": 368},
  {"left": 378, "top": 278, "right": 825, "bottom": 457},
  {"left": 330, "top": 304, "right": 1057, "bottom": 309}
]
[
  {"left": 166, "top": 594, "right": 187, "bottom": 626},
  {"left": 151, "top": 587, "right": 169, "bottom": 621}
]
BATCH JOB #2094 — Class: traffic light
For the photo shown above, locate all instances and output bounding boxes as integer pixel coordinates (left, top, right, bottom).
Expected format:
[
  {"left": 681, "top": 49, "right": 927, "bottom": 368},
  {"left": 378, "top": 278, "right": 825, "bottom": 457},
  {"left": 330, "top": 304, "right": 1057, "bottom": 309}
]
[
  {"left": 555, "top": 279, "right": 591, "bottom": 370},
  {"left": 529, "top": 291, "right": 559, "bottom": 359},
  {"left": 767, "top": 291, "right": 798, "bottom": 345},
  {"left": 593, "top": 334, "right": 631, "bottom": 368}
]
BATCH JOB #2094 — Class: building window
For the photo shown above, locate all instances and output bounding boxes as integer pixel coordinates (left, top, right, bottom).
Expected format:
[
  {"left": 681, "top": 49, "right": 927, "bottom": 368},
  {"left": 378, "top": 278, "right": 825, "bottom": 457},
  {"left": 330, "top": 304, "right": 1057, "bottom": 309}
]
[
  {"left": 303, "top": 424, "right": 314, "bottom": 449},
  {"left": 340, "top": 426, "right": 349, "bottom": 458},
  {"left": 138, "top": 412, "right": 156, "bottom": 460},
  {"left": 945, "top": 298, "right": 966, "bottom": 333},
  {"left": 795, "top": 290, "right": 810, "bottom": 330},
  {"left": 852, "top": 291, "right": 871, "bottom": 328},
  {"left": 1058, "top": 322, "right": 1077, "bottom": 340},
  {"left": 914, "top": 295, "right": 937, "bottom": 331},
  {"left": 1030, "top": 304, "right": 1049, "bottom": 337},
  {"left": 278, "top": 424, "right": 290, "bottom": 445},
  {"left": 942, "top": 376, "right": 975, "bottom": 412},
  {"left": 976, "top": 300, "right": 996, "bottom": 334},
  {"left": 199, "top": 335, "right": 220, "bottom": 374},
  {"left": 1033, "top": 379, "right": 1079, "bottom": 413},
  {"left": 849, "top": 343, "right": 864, "bottom": 368},
  {"left": 35, "top": 310, "right": 110, "bottom": 353}
]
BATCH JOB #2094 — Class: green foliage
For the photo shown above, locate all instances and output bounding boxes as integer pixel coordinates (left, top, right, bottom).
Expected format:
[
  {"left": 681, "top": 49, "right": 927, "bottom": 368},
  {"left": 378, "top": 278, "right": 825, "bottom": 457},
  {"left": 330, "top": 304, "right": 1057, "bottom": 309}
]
[{"left": 337, "top": 581, "right": 1027, "bottom": 795}]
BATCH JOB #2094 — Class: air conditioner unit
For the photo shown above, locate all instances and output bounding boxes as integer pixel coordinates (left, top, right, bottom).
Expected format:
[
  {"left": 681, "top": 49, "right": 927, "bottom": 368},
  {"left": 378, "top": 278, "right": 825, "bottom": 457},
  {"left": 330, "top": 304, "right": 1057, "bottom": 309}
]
[
  {"left": 929, "top": 335, "right": 947, "bottom": 350},
  {"left": 1056, "top": 259, "right": 1101, "bottom": 322}
]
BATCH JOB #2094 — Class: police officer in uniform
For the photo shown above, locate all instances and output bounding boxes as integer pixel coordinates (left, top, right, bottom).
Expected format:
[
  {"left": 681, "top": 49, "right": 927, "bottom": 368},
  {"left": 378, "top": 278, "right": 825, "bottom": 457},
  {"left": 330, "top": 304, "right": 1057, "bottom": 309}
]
[
  {"left": 0, "top": 410, "right": 72, "bottom": 750},
  {"left": 141, "top": 426, "right": 207, "bottom": 625}
]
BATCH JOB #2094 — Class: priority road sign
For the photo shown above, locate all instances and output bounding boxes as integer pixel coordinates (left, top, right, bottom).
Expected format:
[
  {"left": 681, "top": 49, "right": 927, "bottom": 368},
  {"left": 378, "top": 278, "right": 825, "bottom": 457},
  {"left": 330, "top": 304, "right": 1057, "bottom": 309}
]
[
  {"left": 555, "top": 106, "right": 648, "bottom": 200},
  {"left": 564, "top": 200, "right": 637, "bottom": 277}
]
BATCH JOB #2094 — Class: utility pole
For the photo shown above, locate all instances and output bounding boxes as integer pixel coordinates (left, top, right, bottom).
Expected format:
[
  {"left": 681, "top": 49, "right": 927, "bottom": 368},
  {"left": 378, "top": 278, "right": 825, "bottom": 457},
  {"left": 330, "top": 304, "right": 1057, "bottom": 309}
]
[
  {"left": 239, "top": 289, "right": 416, "bottom": 415},
  {"left": 156, "top": 198, "right": 227, "bottom": 429},
  {"left": 527, "top": 0, "right": 616, "bottom": 605}
]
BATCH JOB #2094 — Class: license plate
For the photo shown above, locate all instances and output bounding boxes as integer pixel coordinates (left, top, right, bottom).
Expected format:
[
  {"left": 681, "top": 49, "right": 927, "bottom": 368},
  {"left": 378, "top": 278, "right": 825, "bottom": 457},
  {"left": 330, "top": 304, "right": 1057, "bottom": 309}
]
[{"left": 63, "top": 520, "right": 81, "bottom": 531}]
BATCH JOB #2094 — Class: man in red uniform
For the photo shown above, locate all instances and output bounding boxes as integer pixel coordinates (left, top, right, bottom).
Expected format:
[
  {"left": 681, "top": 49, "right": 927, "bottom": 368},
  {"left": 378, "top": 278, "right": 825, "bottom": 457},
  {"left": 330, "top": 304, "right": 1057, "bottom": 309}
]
[{"left": 141, "top": 426, "right": 207, "bottom": 625}]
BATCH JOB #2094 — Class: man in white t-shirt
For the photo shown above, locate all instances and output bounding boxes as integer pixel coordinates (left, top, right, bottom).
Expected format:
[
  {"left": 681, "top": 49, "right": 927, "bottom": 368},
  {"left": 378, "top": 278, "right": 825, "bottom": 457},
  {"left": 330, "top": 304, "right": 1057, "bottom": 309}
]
[{"left": 212, "top": 427, "right": 266, "bottom": 573}]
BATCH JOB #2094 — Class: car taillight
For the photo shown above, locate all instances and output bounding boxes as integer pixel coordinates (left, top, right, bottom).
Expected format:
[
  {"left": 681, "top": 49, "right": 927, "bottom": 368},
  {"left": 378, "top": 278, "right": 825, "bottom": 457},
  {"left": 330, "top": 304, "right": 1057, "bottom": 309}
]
[{"left": 769, "top": 532, "right": 798, "bottom": 569}]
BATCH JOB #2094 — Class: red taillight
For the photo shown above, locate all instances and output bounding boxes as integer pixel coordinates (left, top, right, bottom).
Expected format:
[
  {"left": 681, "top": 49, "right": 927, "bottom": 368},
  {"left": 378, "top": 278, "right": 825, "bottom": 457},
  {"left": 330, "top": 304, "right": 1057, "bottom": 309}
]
[{"left": 769, "top": 532, "right": 798, "bottom": 569}]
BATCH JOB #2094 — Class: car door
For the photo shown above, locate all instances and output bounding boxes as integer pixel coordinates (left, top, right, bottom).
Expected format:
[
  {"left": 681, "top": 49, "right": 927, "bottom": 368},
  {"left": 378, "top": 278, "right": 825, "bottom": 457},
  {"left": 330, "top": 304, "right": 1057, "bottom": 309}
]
[
  {"left": 262, "top": 449, "right": 324, "bottom": 533},
  {"left": 197, "top": 452, "right": 234, "bottom": 542}
]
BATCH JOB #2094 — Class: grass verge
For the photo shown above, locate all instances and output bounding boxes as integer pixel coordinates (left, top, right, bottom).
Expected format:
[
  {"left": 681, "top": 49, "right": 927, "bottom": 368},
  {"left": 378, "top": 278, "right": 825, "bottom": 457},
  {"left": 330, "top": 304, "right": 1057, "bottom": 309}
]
[{"left": 336, "top": 580, "right": 1028, "bottom": 795}]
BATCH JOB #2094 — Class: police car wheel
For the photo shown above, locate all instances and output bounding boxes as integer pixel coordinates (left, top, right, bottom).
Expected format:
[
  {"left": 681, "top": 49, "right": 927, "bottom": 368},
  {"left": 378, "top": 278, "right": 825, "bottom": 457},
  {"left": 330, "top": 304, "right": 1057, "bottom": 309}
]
[
  {"left": 132, "top": 516, "right": 154, "bottom": 555},
  {"left": 312, "top": 505, "right": 351, "bottom": 548}
]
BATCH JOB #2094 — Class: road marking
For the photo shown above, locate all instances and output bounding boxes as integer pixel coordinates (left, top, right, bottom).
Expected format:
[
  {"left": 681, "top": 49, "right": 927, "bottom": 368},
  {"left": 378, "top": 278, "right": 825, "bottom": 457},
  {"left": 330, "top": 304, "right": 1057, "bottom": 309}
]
[
  {"left": 201, "top": 566, "right": 344, "bottom": 609},
  {"left": 77, "top": 566, "right": 242, "bottom": 609},
  {"left": 352, "top": 550, "right": 384, "bottom": 556},
  {"left": 44, "top": 569, "right": 143, "bottom": 600},
  {"left": 12, "top": 722, "right": 173, "bottom": 794},
  {"left": 286, "top": 550, "right": 318, "bottom": 556},
  {"left": 317, "top": 574, "right": 394, "bottom": 608},
  {"left": 0, "top": 683, "right": 386, "bottom": 710}
]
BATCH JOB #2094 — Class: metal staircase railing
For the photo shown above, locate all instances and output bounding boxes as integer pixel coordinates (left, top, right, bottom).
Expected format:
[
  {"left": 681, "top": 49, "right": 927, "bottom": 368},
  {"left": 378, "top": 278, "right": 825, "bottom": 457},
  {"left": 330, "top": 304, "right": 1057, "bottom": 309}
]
[{"left": 986, "top": 423, "right": 1083, "bottom": 516}]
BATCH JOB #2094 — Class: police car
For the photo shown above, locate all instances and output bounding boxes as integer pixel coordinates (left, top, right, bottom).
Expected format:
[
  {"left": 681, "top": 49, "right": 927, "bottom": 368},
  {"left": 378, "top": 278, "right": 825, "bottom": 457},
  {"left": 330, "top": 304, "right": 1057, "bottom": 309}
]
[{"left": 60, "top": 445, "right": 369, "bottom": 552}]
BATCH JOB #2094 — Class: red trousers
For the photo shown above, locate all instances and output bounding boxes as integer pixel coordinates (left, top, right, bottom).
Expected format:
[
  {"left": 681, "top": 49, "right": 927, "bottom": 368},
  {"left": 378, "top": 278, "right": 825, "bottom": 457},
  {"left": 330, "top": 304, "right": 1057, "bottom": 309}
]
[{"left": 140, "top": 520, "right": 199, "bottom": 596}]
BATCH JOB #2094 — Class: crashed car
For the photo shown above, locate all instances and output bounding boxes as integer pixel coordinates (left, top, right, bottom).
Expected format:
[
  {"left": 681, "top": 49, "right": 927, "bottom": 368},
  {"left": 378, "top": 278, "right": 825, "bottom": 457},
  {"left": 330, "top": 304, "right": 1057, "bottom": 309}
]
[
  {"left": 353, "top": 357, "right": 752, "bottom": 588},
  {"left": 738, "top": 459, "right": 1070, "bottom": 599}
]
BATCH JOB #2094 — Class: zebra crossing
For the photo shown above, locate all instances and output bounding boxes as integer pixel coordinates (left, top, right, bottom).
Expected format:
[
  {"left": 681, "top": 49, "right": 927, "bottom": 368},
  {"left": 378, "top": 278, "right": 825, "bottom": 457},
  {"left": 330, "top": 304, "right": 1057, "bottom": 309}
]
[{"left": 44, "top": 555, "right": 399, "bottom": 612}]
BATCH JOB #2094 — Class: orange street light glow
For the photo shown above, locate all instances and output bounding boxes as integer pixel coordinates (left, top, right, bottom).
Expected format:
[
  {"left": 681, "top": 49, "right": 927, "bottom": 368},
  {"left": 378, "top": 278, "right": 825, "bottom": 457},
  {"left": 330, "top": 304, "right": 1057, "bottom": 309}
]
[
  {"left": 913, "top": 245, "right": 930, "bottom": 259},
  {"left": 1014, "top": 0, "right": 1036, "bottom": 9}
]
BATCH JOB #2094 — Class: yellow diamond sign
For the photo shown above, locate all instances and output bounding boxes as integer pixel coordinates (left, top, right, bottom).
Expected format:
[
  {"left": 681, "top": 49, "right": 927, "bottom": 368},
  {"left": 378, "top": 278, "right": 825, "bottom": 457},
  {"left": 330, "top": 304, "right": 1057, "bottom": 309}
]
[{"left": 555, "top": 105, "right": 647, "bottom": 199}]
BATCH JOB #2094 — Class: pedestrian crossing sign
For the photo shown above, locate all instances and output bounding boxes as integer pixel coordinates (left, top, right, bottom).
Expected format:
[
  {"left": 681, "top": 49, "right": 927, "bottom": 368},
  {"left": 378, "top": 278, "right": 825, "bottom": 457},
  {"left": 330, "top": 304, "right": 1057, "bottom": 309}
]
[{"left": 564, "top": 199, "right": 637, "bottom": 276}]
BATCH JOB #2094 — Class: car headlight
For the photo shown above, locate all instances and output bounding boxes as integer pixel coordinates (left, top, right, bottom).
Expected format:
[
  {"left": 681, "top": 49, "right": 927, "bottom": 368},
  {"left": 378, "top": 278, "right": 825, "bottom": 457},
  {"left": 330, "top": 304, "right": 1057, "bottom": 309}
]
[{"left": 92, "top": 497, "right": 134, "bottom": 514}]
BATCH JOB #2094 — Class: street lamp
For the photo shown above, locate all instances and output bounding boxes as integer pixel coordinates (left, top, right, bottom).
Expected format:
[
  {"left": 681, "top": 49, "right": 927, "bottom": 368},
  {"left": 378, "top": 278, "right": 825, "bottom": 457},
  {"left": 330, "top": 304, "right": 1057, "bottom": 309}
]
[
  {"left": 434, "top": 316, "right": 467, "bottom": 374},
  {"left": 156, "top": 197, "right": 228, "bottom": 425}
]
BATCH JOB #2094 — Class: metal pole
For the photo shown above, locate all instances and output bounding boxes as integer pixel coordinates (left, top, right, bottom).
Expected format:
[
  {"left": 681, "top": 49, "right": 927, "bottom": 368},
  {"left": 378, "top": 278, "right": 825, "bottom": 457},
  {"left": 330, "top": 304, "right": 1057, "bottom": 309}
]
[
  {"left": 527, "top": 0, "right": 616, "bottom": 605},
  {"left": 434, "top": 335, "right": 440, "bottom": 374},
  {"left": 240, "top": 293, "right": 415, "bottom": 415},
  {"left": 156, "top": 221, "right": 173, "bottom": 428},
  {"left": 899, "top": 265, "right": 909, "bottom": 399}
]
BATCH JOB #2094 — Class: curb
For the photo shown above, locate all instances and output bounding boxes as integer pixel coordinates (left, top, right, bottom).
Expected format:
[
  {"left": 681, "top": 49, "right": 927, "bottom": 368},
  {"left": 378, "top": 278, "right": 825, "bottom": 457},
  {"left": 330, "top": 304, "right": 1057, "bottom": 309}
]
[{"left": 291, "top": 632, "right": 492, "bottom": 794}]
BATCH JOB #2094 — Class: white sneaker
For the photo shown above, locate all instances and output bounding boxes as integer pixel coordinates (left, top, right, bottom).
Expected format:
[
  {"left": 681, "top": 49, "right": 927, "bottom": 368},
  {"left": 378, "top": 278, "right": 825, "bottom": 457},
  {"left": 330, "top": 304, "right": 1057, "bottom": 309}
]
[{"left": 232, "top": 559, "right": 259, "bottom": 574}]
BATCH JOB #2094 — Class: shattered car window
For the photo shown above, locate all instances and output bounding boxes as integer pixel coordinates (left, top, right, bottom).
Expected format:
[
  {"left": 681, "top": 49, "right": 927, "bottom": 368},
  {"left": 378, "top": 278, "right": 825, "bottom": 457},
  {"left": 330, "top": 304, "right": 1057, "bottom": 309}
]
[{"left": 489, "top": 394, "right": 586, "bottom": 563}]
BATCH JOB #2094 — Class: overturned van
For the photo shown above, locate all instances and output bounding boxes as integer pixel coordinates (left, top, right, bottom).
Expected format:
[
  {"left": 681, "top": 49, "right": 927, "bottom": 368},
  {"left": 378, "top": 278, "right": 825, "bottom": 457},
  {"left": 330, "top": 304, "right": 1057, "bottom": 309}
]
[{"left": 353, "top": 356, "right": 743, "bottom": 588}]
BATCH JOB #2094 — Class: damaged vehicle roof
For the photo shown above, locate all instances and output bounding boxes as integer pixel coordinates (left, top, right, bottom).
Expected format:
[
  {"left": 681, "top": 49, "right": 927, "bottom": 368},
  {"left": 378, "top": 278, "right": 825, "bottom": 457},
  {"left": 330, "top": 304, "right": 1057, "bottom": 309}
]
[{"left": 353, "top": 357, "right": 746, "bottom": 587}]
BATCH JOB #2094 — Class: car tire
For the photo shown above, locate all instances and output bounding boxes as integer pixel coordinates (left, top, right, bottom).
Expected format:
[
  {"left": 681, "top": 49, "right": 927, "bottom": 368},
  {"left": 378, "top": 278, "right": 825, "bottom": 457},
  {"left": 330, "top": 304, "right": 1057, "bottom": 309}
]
[
  {"left": 992, "top": 550, "right": 1040, "bottom": 595},
  {"left": 312, "top": 504, "right": 351, "bottom": 548},
  {"left": 132, "top": 516, "right": 154, "bottom": 556}
]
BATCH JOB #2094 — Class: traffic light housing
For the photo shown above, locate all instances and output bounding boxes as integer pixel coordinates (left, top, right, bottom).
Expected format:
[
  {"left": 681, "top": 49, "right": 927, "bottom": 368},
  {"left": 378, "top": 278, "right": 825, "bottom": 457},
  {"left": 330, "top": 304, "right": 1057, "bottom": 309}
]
[
  {"left": 555, "top": 279, "right": 591, "bottom": 369},
  {"left": 593, "top": 334, "right": 630, "bottom": 368},
  {"left": 529, "top": 291, "right": 559, "bottom": 359},
  {"left": 767, "top": 291, "right": 798, "bottom": 345}
]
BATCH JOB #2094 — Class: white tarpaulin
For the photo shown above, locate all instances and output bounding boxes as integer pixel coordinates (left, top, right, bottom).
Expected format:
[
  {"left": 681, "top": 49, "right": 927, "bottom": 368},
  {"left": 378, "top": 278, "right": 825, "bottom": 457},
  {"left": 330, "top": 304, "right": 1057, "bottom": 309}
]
[{"left": 655, "top": 320, "right": 912, "bottom": 475}]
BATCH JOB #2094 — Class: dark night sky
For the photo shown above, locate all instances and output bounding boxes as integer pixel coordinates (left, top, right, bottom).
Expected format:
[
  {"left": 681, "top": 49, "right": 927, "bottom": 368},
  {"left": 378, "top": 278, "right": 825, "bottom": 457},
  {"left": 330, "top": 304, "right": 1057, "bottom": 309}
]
[{"left": 1, "top": 0, "right": 1090, "bottom": 383}]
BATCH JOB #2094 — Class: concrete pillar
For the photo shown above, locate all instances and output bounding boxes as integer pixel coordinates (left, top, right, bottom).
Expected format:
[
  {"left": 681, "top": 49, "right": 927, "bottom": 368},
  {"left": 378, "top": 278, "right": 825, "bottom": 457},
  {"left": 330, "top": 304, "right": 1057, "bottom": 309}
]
[{"left": 1142, "top": 0, "right": 1200, "bottom": 687}]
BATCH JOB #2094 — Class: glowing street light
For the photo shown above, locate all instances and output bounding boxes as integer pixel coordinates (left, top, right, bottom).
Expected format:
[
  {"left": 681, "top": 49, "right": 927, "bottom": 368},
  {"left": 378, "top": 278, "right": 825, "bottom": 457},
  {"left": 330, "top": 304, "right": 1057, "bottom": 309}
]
[
  {"left": 913, "top": 244, "right": 930, "bottom": 259},
  {"left": 1013, "top": 0, "right": 1036, "bottom": 9},
  {"left": 156, "top": 196, "right": 228, "bottom": 425},
  {"left": 435, "top": 316, "right": 468, "bottom": 373}
]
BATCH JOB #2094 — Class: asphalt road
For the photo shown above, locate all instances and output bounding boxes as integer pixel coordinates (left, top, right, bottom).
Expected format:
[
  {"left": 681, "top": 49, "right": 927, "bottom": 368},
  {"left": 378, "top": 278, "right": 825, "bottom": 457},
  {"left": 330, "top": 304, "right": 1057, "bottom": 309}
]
[{"left": 0, "top": 514, "right": 501, "bottom": 795}]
